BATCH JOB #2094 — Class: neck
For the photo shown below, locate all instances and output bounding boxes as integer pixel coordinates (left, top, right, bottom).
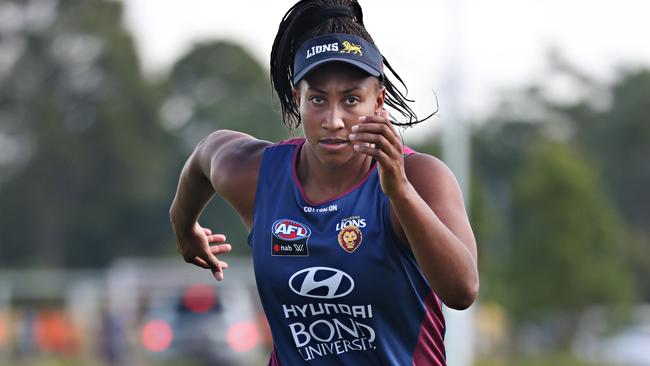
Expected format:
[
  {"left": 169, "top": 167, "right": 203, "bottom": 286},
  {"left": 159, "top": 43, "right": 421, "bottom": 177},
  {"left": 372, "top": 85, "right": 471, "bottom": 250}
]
[{"left": 297, "top": 143, "right": 374, "bottom": 204}]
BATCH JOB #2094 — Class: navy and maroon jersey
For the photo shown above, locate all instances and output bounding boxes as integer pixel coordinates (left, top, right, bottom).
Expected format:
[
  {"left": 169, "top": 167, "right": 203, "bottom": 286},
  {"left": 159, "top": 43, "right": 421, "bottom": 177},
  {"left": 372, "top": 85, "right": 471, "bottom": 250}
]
[{"left": 248, "top": 138, "right": 446, "bottom": 365}]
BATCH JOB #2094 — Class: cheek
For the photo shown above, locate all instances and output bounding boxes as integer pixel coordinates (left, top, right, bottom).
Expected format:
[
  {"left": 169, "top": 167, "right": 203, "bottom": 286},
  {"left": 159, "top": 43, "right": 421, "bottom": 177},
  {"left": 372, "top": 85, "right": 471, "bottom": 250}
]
[
  {"left": 358, "top": 96, "right": 381, "bottom": 116},
  {"left": 300, "top": 113, "right": 321, "bottom": 143}
]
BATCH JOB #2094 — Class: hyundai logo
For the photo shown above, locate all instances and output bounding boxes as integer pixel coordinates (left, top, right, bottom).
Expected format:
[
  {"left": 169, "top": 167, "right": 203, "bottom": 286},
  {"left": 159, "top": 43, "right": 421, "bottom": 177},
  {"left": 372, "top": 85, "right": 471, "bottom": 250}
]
[{"left": 289, "top": 267, "right": 354, "bottom": 299}]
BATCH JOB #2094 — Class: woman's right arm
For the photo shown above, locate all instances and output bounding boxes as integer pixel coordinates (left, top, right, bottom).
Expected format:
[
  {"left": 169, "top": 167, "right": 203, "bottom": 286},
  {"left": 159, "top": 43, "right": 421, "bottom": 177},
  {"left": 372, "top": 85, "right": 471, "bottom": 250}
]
[{"left": 169, "top": 130, "right": 269, "bottom": 280}]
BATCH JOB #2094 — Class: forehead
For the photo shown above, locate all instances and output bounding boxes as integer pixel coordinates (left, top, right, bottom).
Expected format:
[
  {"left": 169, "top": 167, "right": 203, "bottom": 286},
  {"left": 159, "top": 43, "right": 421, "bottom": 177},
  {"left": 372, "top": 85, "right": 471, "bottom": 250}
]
[{"left": 298, "top": 62, "right": 378, "bottom": 91}]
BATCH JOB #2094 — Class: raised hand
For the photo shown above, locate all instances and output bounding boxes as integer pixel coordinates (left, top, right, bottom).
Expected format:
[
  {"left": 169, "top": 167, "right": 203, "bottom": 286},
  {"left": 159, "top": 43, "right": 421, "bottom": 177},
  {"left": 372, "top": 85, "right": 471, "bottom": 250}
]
[{"left": 349, "top": 110, "right": 408, "bottom": 198}]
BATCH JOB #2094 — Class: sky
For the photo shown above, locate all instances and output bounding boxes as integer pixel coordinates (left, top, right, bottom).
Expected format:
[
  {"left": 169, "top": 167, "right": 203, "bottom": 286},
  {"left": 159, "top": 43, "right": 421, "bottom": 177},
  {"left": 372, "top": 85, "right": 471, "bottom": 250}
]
[{"left": 119, "top": 0, "right": 650, "bottom": 129}]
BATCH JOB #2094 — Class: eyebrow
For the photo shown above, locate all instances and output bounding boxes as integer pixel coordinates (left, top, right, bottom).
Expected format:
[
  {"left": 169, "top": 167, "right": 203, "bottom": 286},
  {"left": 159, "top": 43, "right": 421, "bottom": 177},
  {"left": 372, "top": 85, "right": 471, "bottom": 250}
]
[{"left": 308, "top": 86, "right": 363, "bottom": 94}]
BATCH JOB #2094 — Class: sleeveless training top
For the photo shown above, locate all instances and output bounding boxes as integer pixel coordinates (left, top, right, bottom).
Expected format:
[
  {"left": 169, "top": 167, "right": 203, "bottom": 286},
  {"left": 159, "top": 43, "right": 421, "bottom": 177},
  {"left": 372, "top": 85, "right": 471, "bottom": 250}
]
[{"left": 248, "top": 138, "right": 446, "bottom": 365}]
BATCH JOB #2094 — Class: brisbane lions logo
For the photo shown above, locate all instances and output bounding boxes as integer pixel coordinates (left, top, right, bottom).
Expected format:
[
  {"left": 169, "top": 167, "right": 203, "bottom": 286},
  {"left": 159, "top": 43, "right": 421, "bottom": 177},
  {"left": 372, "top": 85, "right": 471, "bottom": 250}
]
[
  {"left": 337, "top": 225, "right": 362, "bottom": 253},
  {"left": 340, "top": 41, "right": 363, "bottom": 56}
]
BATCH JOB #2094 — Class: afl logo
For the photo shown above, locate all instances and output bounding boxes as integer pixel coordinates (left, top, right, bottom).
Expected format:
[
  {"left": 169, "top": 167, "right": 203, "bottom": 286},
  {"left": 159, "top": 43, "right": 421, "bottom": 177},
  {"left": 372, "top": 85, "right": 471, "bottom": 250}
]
[
  {"left": 289, "top": 267, "right": 354, "bottom": 299},
  {"left": 272, "top": 219, "right": 311, "bottom": 241}
]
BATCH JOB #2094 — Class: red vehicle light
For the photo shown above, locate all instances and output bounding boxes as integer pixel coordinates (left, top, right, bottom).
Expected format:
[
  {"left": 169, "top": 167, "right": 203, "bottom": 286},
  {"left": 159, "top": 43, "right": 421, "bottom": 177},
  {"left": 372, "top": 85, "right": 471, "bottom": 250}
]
[
  {"left": 182, "top": 284, "right": 217, "bottom": 313},
  {"left": 141, "top": 320, "right": 173, "bottom": 352},
  {"left": 226, "top": 321, "right": 259, "bottom": 353}
]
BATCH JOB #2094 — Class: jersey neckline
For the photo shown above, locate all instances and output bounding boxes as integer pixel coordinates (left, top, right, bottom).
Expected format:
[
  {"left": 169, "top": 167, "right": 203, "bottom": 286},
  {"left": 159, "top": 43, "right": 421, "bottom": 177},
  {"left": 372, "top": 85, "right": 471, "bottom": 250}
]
[{"left": 289, "top": 138, "right": 377, "bottom": 207}]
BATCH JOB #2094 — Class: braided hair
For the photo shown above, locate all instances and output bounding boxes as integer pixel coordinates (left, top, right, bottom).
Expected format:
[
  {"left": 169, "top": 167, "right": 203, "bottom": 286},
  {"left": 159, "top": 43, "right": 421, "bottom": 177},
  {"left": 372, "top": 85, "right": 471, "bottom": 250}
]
[{"left": 270, "top": 0, "right": 433, "bottom": 129}]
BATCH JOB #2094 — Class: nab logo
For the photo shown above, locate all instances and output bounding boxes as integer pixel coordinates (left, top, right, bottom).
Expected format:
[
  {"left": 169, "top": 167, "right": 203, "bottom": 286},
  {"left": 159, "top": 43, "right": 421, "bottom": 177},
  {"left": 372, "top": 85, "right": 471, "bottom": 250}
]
[
  {"left": 289, "top": 267, "right": 354, "bottom": 299},
  {"left": 273, "top": 219, "right": 311, "bottom": 241}
]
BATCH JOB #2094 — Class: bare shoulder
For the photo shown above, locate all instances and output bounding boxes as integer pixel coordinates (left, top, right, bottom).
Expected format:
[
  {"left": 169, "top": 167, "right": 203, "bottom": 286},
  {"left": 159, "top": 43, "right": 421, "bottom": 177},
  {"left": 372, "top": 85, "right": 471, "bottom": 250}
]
[
  {"left": 204, "top": 130, "right": 269, "bottom": 191},
  {"left": 403, "top": 152, "right": 461, "bottom": 201},
  {"left": 198, "top": 130, "right": 271, "bottom": 226}
]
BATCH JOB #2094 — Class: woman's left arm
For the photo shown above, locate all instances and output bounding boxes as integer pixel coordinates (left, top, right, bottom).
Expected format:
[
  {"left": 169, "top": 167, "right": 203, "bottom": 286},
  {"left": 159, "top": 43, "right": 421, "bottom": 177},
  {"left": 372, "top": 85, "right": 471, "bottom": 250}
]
[{"left": 351, "top": 112, "right": 478, "bottom": 310}]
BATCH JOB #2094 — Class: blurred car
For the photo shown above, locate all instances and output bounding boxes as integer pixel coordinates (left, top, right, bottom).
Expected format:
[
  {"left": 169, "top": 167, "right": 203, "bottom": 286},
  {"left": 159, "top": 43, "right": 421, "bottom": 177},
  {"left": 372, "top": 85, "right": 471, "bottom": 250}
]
[{"left": 141, "top": 281, "right": 268, "bottom": 366}]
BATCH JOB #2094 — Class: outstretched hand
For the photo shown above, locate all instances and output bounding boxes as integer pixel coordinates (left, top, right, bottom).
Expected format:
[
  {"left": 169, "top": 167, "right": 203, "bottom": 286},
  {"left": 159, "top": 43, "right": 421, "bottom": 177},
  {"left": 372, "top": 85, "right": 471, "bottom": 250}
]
[
  {"left": 174, "top": 222, "right": 232, "bottom": 281},
  {"left": 349, "top": 110, "right": 409, "bottom": 198}
]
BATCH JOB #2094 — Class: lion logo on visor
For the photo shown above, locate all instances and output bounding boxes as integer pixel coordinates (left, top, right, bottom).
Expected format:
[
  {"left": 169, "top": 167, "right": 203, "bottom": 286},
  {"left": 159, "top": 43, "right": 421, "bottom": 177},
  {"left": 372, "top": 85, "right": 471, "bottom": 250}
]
[{"left": 340, "top": 41, "right": 363, "bottom": 56}]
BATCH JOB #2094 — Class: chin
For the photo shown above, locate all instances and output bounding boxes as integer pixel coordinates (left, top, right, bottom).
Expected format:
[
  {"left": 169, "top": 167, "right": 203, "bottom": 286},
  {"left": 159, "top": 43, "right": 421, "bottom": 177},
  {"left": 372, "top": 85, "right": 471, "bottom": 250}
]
[{"left": 317, "top": 149, "right": 356, "bottom": 167}]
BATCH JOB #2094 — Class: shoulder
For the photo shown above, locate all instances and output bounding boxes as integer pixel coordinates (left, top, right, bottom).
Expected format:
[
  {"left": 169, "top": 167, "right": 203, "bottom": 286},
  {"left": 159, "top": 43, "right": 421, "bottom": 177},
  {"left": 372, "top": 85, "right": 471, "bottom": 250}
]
[
  {"left": 202, "top": 130, "right": 270, "bottom": 191},
  {"left": 204, "top": 130, "right": 269, "bottom": 160},
  {"left": 403, "top": 152, "right": 464, "bottom": 210},
  {"left": 404, "top": 152, "right": 458, "bottom": 189},
  {"left": 194, "top": 131, "right": 270, "bottom": 226}
]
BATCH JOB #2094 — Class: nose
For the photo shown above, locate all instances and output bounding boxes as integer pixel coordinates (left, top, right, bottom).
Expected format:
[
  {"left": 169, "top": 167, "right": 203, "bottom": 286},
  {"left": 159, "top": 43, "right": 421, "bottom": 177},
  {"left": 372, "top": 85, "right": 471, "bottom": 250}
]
[{"left": 322, "top": 104, "right": 345, "bottom": 131}]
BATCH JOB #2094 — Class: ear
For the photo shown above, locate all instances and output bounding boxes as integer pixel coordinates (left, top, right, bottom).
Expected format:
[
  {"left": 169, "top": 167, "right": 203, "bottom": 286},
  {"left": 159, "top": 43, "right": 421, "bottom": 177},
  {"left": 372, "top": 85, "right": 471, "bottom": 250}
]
[{"left": 374, "top": 84, "right": 386, "bottom": 115}]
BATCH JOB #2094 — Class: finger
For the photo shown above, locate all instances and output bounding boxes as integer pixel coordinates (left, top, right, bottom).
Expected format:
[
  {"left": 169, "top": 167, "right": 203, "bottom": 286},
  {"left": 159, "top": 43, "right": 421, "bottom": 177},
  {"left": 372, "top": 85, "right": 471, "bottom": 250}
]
[
  {"left": 209, "top": 243, "right": 232, "bottom": 255},
  {"left": 350, "top": 131, "right": 401, "bottom": 158},
  {"left": 206, "top": 234, "right": 227, "bottom": 244},
  {"left": 370, "top": 110, "right": 394, "bottom": 124},
  {"left": 358, "top": 114, "right": 395, "bottom": 129},
  {"left": 352, "top": 135, "right": 397, "bottom": 159},
  {"left": 201, "top": 252, "right": 223, "bottom": 281},
  {"left": 381, "top": 109, "right": 392, "bottom": 122},
  {"left": 350, "top": 132, "right": 391, "bottom": 148},
  {"left": 203, "top": 228, "right": 213, "bottom": 235},
  {"left": 361, "top": 113, "right": 399, "bottom": 136},
  {"left": 213, "top": 268, "right": 224, "bottom": 282},
  {"left": 353, "top": 143, "right": 392, "bottom": 166},
  {"left": 187, "top": 240, "right": 222, "bottom": 268},
  {"left": 380, "top": 110, "right": 399, "bottom": 134},
  {"left": 352, "top": 122, "right": 400, "bottom": 146},
  {"left": 189, "top": 257, "right": 229, "bottom": 270},
  {"left": 187, "top": 256, "right": 211, "bottom": 269},
  {"left": 354, "top": 119, "right": 398, "bottom": 136}
]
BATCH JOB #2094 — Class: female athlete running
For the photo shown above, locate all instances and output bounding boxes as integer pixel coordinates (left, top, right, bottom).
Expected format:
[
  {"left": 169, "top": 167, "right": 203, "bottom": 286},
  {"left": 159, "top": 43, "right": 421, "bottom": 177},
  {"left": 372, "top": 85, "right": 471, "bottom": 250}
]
[{"left": 170, "top": 1, "right": 478, "bottom": 364}]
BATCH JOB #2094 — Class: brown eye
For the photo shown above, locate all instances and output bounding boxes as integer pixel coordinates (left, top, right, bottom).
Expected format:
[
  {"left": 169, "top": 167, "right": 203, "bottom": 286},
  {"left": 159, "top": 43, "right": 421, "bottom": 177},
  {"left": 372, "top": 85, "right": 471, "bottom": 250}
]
[
  {"left": 310, "top": 96, "right": 325, "bottom": 105},
  {"left": 344, "top": 96, "right": 360, "bottom": 105}
]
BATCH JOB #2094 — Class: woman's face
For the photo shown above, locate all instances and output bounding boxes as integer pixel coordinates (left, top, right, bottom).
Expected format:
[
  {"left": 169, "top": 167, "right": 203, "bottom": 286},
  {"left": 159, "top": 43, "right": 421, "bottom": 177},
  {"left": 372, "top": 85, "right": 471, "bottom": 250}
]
[{"left": 293, "top": 62, "right": 385, "bottom": 166}]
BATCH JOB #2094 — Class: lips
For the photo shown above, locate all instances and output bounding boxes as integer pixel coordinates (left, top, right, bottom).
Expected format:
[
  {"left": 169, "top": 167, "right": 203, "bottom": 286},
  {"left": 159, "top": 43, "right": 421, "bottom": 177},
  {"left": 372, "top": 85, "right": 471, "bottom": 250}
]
[
  {"left": 319, "top": 137, "right": 349, "bottom": 145},
  {"left": 318, "top": 137, "right": 350, "bottom": 152}
]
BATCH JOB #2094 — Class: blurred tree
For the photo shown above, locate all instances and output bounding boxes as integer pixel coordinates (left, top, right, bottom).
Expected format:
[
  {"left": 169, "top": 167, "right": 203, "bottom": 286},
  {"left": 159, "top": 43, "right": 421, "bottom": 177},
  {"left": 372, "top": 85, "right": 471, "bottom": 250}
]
[
  {"left": 160, "top": 41, "right": 289, "bottom": 148},
  {"left": 161, "top": 41, "right": 289, "bottom": 255},
  {"left": 470, "top": 120, "right": 545, "bottom": 303},
  {"left": 472, "top": 58, "right": 650, "bottom": 307},
  {"left": 507, "top": 142, "right": 635, "bottom": 325},
  {"left": 467, "top": 60, "right": 650, "bottom": 357},
  {"left": 538, "top": 63, "right": 650, "bottom": 236},
  {"left": 528, "top": 61, "right": 650, "bottom": 301},
  {"left": 0, "top": 0, "right": 175, "bottom": 266}
]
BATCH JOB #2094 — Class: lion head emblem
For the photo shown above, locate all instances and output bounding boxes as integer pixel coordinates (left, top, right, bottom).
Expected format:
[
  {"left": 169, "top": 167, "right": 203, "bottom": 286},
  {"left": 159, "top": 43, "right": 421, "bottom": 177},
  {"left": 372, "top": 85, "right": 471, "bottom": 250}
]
[{"left": 337, "top": 225, "right": 363, "bottom": 253}]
